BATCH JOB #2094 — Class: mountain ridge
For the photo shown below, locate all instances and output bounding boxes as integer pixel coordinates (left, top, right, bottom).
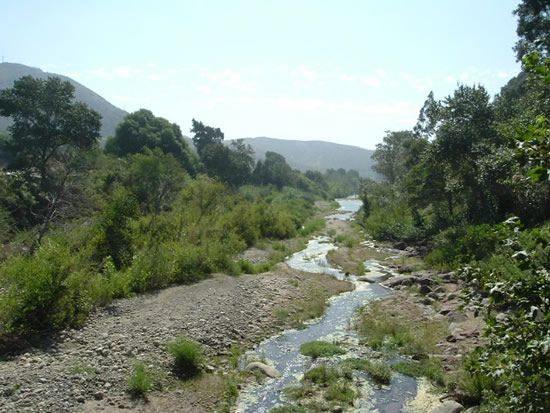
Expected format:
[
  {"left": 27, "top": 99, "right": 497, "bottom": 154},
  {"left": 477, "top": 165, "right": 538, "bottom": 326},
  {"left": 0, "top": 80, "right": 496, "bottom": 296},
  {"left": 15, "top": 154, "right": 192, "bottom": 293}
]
[{"left": 228, "top": 136, "right": 377, "bottom": 179}]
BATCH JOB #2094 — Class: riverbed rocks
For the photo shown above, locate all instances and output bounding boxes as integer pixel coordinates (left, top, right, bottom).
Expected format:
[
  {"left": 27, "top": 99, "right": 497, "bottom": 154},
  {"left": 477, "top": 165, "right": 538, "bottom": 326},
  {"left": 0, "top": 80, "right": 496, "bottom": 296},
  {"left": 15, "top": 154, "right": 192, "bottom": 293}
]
[
  {"left": 245, "top": 361, "right": 281, "bottom": 378},
  {"left": 0, "top": 265, "right": 350, "bottom": 412},
  {"left": 429, "top": 400, "right": 464, "bottom": 413}
]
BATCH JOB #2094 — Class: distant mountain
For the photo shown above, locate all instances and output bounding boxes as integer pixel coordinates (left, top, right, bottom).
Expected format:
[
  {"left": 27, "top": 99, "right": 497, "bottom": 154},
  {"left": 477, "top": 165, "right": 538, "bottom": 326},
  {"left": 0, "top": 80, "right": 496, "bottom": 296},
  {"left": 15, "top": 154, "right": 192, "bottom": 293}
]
[
  {"left": 230, "top": 137, "right": 378, "bottom": 179},
  {"left": 0, "top": 62, "right": 127, "bottom": 139}
]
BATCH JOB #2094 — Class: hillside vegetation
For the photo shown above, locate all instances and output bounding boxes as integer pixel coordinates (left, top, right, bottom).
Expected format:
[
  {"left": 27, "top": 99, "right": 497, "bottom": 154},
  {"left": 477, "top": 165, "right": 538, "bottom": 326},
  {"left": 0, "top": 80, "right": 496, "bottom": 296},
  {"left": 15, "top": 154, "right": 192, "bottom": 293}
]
[{"left": 0, "top": 77, "right": 361, "bottom": 353}]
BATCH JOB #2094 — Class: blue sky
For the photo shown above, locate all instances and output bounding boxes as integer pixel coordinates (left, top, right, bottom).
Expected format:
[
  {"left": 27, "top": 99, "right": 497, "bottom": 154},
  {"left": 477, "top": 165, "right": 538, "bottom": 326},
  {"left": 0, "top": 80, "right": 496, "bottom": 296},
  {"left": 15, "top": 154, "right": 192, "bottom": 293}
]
[{"left": 3, "top": 1, "right": 521, "bottom": 149}]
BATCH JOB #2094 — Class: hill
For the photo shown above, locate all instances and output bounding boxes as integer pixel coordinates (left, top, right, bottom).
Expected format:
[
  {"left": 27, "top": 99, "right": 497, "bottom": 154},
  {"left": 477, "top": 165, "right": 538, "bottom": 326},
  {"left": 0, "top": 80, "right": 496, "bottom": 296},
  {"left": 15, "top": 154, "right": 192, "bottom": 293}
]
[
  {"left": 0, "top": 62, "right": 127, "bottom": 138},
  {"left": 230, "top": 137, "right": 377, "bottom": 179}
]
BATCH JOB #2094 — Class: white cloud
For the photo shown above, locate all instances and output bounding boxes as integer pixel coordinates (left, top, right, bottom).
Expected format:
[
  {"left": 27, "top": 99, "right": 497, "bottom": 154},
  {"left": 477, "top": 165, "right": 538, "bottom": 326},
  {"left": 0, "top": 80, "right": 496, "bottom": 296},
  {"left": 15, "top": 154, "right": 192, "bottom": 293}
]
[
  {"left": 114, "top": 66, "right": 131, "bottom": 78},
  {"left": 194, "top": 85, "right": 212, "bottom": 95},
  {"left": 149, "top": 73, "right": 161, "bottom": 81},
  {"left": 203, "top": 70, "right": 256, "bottom": 91},
  {"left": 361, "top": 76, "right": 382, "bottom": 87}
]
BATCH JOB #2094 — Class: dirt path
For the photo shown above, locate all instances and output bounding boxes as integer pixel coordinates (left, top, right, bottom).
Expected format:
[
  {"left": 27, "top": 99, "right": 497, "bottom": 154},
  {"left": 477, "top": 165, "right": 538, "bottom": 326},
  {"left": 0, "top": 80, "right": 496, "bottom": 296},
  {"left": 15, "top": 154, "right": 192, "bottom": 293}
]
[{"left": 0, "top": 262, "right": 350, "bottom": 413}]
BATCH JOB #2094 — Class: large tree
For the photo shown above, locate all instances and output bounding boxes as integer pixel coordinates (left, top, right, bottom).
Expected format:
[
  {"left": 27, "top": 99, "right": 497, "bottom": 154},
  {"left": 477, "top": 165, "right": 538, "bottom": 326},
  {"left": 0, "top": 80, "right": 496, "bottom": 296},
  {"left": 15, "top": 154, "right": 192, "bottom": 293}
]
[
  {"left": 105, "top": 109, "right": 197, "bottom": 175},
  {"left": 0, "top": 76, "right": 101, "bottom": 188}
]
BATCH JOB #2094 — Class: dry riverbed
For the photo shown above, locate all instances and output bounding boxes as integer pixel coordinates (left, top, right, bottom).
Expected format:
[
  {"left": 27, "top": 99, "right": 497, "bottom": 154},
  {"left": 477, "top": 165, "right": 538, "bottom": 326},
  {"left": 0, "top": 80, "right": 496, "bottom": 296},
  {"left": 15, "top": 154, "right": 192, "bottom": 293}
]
[{"left": 0, "top": 259, "right": 351, "bottom": 413}]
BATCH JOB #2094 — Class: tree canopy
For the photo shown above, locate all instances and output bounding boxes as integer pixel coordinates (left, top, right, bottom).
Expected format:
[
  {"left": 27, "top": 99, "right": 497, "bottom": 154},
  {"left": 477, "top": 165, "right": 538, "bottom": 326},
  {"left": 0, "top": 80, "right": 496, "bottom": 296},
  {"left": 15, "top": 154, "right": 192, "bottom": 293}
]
[
  {"left": 0, "top": 76, "right": 101, "bottom": 187},
  {"left": 105, "top": 109, "right": 197, "bottom": 175}
]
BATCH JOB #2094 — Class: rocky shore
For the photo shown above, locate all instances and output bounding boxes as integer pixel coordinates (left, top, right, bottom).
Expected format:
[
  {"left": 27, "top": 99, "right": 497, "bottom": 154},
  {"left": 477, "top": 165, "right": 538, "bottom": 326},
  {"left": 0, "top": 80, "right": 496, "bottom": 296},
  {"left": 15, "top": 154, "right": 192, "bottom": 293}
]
[{"left": 0, "top": 264, "right": 350, "bottom": 412}]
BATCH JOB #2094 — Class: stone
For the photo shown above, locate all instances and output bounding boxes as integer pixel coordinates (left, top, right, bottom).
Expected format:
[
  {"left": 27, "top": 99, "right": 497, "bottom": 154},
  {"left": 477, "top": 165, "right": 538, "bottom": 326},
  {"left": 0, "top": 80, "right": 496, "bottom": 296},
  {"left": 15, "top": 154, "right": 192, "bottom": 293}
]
[
  {"left": 383, "top": 276, "right": 417, "bottom": 288},
  {"left": 429, "top": 400, "right": 464, "bottom": 413},
  {"left": 333, "top": 406, "right": 344, "bottom": 413},
  {"left": 246, "top": 362, "right": 281, "bottom": 378},
  {"left": 393, "top": 241, "right": 407, "bottom": 250},
  {"left": 419, "top": 285, "right": 432, "bottom": 295},
  {"left": 356, "top": 276, "right": 376, "bottom": 283}
]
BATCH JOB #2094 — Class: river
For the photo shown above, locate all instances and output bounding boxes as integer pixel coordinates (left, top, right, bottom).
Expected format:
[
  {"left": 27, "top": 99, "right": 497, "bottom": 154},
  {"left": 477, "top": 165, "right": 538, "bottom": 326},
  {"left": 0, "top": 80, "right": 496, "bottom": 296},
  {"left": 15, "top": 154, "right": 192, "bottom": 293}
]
[{"left": 236, "top": 198, "right": 421, "bottom": 413}]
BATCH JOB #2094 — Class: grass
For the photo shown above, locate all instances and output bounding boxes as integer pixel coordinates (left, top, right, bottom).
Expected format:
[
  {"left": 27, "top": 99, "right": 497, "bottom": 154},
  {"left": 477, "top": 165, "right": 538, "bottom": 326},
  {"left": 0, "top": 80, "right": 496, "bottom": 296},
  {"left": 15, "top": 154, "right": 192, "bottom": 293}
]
[
  {"left": 283, "top": 363, "right": 356, "bottom": 411},
  {"left": 167, "top": 337, "right": 204, "bottom": 378},
  {"left": 392, "top": 358, "right": 445, "bottom": 386},
  {"left": 300, "top": 340, "right": 346, "bottom": 359},
  {"left": 274, "top": 288, "right": 339, "bottom": 329},
  {"left": 355, "top": 300, "right": 447, "bottom": 358},
  {"left": 128, "top": 361, "right": 154, "bottom": 397},
  {"left": 67, "top": 361, "right": 96, "bottom": 376},
  {"left": 342, "top": 358, "right": 392, "bottom": 385},
  {"left": 303, "top": 364, "right": 342, "bottom": 385},
  {"left": 299, "top": 218, "right": 326, "bottom": 237}
]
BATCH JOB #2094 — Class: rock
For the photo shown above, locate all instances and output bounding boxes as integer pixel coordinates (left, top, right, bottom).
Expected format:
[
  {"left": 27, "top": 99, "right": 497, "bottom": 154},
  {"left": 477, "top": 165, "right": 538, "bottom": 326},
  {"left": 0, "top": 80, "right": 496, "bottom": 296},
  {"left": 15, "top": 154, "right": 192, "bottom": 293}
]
[
  {"left": 429, "top": 400, "right": 464, "bottom": 413},
  {"left": 383, "top": 276, "right": 417, "bottom": 288},
  {"left": 417, "top": 277, "right": 435, "bottom": 286},
  {"left": 393, "top": 241, "right": 407, "bottom": 250},
  {"left": 419, "top": 285, "right": 432, "bottom": 295},
  {"left": 356, "top": 276, "right": 376, "bottom": 283},
  {"left": 420, "top": 298, "right": 433, "bottom": 305},
  {"left": 440, "top": 272, "right": 457, "bottom": 283},
  {"left": 397, "top": 266, "right": 413, "bottom": 273},
  {"left": 428, "top": 292, "right": 440, "bottom": 300},
  {"left": 333, "top": 406, "right": 344, "bottom": 413},
  {"left": 246, "top": 362, "right": 281, "bottom": 378},
  {"left": 93, "top": 391, "right": 104, "bottom": 400},
  {"left": 439, "top": 305, "right": 458, "bottom": 315}
]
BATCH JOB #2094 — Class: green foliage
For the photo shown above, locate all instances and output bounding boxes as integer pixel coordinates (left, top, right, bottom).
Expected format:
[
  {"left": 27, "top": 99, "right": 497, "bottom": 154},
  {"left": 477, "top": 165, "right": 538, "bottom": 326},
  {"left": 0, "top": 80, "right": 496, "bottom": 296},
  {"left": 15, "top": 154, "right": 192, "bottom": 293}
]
[
  {"left": 356, "top": 301, "right": 447, "bottom": 358},
  {"left": 167, "top": 337, "right": 204, "bottom": 378},
  {"left": 461, "top": 220, "right": 550, "bottom": 411},
  {"left": 90, "top": 188, "right": 139, "bottom": 269},
  {"left": 269, "top": 406, "right": 309, "bottom": 413},
  {"left": 391, "top": 358, "right": 445, "bottom": 386},
  {"left": 364, "top": 199, "right": 421, "bottom": 241},
  {"left": 0, "top": 240, "right": 87, "bottom": 336},
  {"left": 300, "top": 341, "right": 346, "bottom": 359},
  {"left": 298, "top": 217, "right": 325, "bottom": 237},
  {"left": 128, "top": 361, "right": 154, "bottom": 397},
  {"left": 342, "top": 358, "right": 392, "bottom": 385},
  {"left": 425, "top": 224, "right": 499, "bottom": 268},
  {"left": 105, "top": 109, "right": 197, "bottom": 175},
  {"left": 0, "top": 76, "right": 101, "bottom": 187}
]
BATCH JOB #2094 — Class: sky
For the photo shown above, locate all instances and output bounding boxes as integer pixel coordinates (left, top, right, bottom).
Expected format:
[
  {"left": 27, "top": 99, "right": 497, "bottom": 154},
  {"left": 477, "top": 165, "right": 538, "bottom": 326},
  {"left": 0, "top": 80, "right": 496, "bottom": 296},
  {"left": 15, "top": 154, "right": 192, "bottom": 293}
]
[{"left": 2, "top": 0, "right": 522, "bottom": 150}]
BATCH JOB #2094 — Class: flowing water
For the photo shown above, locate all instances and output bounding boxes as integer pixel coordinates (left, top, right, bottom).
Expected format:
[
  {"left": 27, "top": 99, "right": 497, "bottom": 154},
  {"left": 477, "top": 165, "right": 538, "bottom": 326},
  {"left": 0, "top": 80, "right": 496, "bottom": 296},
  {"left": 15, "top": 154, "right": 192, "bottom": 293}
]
[{"left": 236, "top": 199, "right": 420, "bottom": 413}]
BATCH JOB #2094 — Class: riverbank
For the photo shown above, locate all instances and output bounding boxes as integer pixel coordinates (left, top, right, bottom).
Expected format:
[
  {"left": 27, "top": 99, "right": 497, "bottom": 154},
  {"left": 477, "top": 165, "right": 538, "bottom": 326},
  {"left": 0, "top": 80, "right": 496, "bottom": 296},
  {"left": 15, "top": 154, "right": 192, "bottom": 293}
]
[{"left": 0, "top": 257, "right": 350, "bottom": 412}]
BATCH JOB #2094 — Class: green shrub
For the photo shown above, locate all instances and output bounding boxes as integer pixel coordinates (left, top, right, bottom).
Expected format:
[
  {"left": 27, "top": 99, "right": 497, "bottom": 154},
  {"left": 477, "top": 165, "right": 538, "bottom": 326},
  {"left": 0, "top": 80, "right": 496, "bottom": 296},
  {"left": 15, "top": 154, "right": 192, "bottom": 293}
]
[
  {"left": 270, "top": 406, "right": 309, "bottom": 413},
  {"left": 392, "top": 358, "right": 445, "bottom": 386},
  {"left": 0, "top": 240, "right": 83, "bottom": 337},
  {"left": 303, "top": 364, "right": 340, "bottom": 386},
  {"left": 324, "top": 382, "right": 356, "bottom": 403},
  {"left": 300, "top": 341, "right": 346, "bottom": 359},
  {"left": 299, "top": 218, "right": 325, "bottom": 237},
  {"left": 167, "top": 337, "right": 204, "bottom": 377},
  {"left": 342, "top": 358, "right": 392, "bottom": 385},
  {"left": 364, "top": 200, "right": 421, "bottom": 241},
  {"left": 128, "top": 362, "right": 154, "bottom": 396}
]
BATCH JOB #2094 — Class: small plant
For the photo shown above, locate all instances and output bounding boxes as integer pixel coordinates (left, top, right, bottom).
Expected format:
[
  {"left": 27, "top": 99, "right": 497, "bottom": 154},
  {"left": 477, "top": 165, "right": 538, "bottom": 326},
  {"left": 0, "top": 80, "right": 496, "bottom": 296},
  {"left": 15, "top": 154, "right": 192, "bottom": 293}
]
[
  {"left": 303, "top": 364, "right": 340, "bottom": 386},
  {"left": 270, "top": 405, "right": 309, "bottom": 413},
  {"left": 167, "top": 336, "right": 204, "bottom": 378},
  {"left": 300, "top": 340, "right": 346, "bottom": 359},
  {"left": 128, "top": 361, "right": 154, "bottom": 397},
  {"left": 342, "top": 358, "right": 391, "bottom": 385},
  {"left": 325, "top": 381, "right": 356, "bottom": 403},
  {"left": 392, "top": 358, "right": 445, "bottom": 386}
]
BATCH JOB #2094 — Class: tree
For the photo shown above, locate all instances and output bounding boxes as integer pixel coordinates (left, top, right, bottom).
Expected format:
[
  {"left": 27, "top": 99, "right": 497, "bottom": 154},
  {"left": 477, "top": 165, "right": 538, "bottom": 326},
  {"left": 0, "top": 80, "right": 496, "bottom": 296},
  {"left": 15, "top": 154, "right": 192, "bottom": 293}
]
[
  {"left": 372, "top": 130, "right": 418, "bottom": 185},
  {"left": 105, "top": 109, "right": 197, "bottom": 175},
  {"left": 0, "top": 76, "right": 101, "bottom": 188},
  {"left": 514, "top": 0, "right": 550, "bottom": 61},
  {"left": 190, "top": 118, "right": 224, "bottom": 156}
]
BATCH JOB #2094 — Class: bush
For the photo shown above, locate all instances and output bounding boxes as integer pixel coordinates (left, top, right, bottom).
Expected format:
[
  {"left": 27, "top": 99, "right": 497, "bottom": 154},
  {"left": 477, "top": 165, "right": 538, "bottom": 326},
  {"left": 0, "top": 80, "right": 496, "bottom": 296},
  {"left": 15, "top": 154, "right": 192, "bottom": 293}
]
[
  {"left": 364, "top": 200, "right": 422, "bottom": 241},
  {"left": 343, "top": 358, "right": 392, "bottom": 385},
  {"left": 167, "top": 337, "right": 204, "bottom": 377},
  {"left": 128, "top": 362, "right": 154, "bottom": 397},
  {"left": 0, "top": 240, "right": 82, "bottom": 337},
  {"left": 300, "top": 341, "right": 346, "bottom": 359}
]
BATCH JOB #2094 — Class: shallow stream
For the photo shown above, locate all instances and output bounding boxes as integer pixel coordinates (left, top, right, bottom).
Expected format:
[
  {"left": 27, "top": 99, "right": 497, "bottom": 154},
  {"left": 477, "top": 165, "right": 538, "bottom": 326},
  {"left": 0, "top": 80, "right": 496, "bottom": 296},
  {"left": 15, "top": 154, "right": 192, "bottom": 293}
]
[{"left": 236, "top": 199, "right": 420, "bottom": 413}]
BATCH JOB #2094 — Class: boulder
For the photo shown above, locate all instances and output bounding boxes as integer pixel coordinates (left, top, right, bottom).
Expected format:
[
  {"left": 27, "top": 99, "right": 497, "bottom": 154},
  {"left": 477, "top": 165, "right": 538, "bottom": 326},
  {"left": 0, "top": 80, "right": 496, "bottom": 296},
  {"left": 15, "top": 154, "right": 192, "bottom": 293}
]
[
  {"left": 383, "top": 276, "right": 417, "bottom": 288},
  {"left": 419, "top": 284, "right": 432, "bottom": 295},
  {"left": 356, "top": 276, "right": 376, "bottom": 283},
  {"left": 429, "top": 400, "right": 464, "bottom": 413},
  {"left": 393, "top": 241, "right": 407, "bottom": 250},
  {"left": 246, "top": 362, "right": 281, "bottom": 378}
]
